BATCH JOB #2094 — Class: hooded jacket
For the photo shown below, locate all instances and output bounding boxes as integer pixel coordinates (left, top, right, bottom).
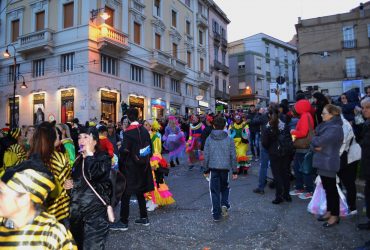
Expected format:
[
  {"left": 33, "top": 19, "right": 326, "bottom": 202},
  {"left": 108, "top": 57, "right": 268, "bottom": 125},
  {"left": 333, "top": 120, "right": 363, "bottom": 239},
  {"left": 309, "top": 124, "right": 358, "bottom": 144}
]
[
  {"left": 311, "top": 116, "right": 344, "bottom": 175},
  {"left": 261, "top": 119, "right": 293, "bottom": 157},
  {"left": 291, "top": 99, "right": 314, "bottom": 139},
  {"left": 203, "top": 130, "right": 237, "bottom": 174}
]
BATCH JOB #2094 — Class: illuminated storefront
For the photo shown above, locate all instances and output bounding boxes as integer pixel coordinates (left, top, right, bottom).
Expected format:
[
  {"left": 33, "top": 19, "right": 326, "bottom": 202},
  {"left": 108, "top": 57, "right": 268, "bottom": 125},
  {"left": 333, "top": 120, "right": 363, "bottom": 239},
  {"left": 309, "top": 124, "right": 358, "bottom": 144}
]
[
  {"left": 151, "top": 98, "right": 166, "bottom": 119},
  {"left": 101, "top": 90, "right": 117, "bottom": 123},
  {"left": 33, "top": 93, "right": 45, "bottom": 125},
  {"left": 129, "top": 95, "right": 145, "bottom": 120},
  {"left": 61, "top": 89, "right": 75, "bottom": 123}
]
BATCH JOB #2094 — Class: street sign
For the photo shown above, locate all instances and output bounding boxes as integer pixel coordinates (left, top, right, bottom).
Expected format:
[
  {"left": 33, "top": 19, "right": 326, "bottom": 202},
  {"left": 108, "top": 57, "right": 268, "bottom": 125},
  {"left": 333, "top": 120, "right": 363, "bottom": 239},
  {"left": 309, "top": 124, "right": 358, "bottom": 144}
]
[{"left": 276, "top": 76, "right": 285, "bottom": 85}]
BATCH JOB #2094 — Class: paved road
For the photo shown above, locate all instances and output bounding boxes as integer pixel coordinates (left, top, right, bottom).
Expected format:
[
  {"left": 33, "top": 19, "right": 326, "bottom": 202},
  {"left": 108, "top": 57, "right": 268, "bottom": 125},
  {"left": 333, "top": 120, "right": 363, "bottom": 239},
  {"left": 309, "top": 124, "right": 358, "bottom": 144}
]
[{"left": 106, "top": 158, "right": 369, "bottom": 250}]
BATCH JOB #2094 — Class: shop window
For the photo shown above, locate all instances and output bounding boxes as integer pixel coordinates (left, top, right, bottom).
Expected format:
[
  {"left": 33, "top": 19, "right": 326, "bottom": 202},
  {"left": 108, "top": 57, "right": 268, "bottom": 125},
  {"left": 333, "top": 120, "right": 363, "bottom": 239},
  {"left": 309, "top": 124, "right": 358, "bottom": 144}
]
[
  {"left": 101, "top": 90, "right": 117, "bottom": 123},
  {"left": 61, "top": 89, "right": 74, "bottom": 123},
  {"left": 8, "top": 97, "right": 19, "bottom": 128},
  {"left": 33, "top": 93, "right": 45, "bottom": 125},
  {"left": 129, "top": 96, "right": 144, "bottom": 120}
]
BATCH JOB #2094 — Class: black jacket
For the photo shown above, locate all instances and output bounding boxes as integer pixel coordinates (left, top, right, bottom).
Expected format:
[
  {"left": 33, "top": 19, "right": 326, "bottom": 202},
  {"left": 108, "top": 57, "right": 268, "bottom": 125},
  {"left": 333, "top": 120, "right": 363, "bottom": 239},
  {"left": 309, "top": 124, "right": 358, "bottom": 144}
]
[
  {"left": 360, "top": 120, "right": 370, "bottom": 180},
  {"left": 201, "top": 124, "right": 213, "bottom": 150},
  {"left": 261, "top": 120, "right": 293, "bottom": 157},
  {"left": 118, "top": 124, "right": 154, "bottom": 195},
  {"left": 247, "top": 112, "right": 259, "bottom": 133}
]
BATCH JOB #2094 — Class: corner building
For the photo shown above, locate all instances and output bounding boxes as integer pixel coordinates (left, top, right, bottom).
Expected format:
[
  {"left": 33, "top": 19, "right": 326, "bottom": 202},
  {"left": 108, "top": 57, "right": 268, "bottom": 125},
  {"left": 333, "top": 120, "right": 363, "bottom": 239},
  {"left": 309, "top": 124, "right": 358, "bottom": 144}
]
[{"left": 0, "top": 0, "right": 221, "bottom": 126}]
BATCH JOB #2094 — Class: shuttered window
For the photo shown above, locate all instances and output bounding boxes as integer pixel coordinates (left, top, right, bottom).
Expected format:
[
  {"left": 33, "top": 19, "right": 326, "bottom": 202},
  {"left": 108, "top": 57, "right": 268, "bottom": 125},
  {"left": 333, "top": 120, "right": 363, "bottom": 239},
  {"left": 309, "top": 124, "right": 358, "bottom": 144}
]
[
  {"left": 134, "top": 22, "right": 141, "bottom": 45},
  {"left": 36, "top": 11, "right": 45, "bottom": 31},
  {"left": 155, "top": 33, "right": 161, "bottom": 50},
  {"left": 171, "top": 10, "right": 177, "bottom": 27},
  {"left": 63, "top": 2, "right": 74, "bottom": 28},
  {"left": 200, "top": 58, "right": 204, "bottom": 72},
  {"left": 172, "top": 43, "right": 178, "bottom": 59},
  {"left": 11, "top": 20, "right": 19, "bottom": 42},
  {"left": 187, "top": 51, "right": 192, "bottom": 68}
]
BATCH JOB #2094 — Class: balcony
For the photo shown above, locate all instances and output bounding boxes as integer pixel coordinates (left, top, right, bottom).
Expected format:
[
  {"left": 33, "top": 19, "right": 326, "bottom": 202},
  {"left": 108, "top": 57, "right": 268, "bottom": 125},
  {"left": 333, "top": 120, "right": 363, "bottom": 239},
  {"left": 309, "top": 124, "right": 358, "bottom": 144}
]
[
  {"left": 196, "top": 13, "right": 208, "bottom": 29},
  {"left": 213, "top": 32, "right": 221, "bottom": 43},
  {"left": 130, "top": 0, "right": 145, "bottom": 14},
  {"left": 342, "top": 39, "right": 357, "bottom": 49},
  {"left": 150, "top": 50, "right": 187, "bottom": 78},
  {"left": 93, "top": 24, "right": 130, "bottom": 53},
  {"left": 215, "top": 89, "right": 230, "bottom": 100},
  {"left": 197, "top": 72, "right": 211, "bottom": 88},
  {"left": 17, "top": 29, "right": 55, "bottom": 56},
  {"left": 213, "top": 60, "right": 229, "bottom": 75},
  {"left": 221, "top": 37, "right": 227, "bottom": 47}
]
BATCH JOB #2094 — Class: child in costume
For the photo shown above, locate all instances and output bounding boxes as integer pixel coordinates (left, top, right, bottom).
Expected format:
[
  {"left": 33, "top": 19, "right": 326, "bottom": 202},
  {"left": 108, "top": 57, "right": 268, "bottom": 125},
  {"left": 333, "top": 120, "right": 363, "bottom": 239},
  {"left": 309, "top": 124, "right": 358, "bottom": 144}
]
[
  {"left": 144, "top": 120, "right": 175, "bottom": 211},
  {"left": 229, "top": 115, "right": 250, "bottom": 174},
  {"left": 186, "top": 115, "right": 205, "bottom": 170},
  {"left": 163, "top": 116, "right": 186, "bottom": 167}
]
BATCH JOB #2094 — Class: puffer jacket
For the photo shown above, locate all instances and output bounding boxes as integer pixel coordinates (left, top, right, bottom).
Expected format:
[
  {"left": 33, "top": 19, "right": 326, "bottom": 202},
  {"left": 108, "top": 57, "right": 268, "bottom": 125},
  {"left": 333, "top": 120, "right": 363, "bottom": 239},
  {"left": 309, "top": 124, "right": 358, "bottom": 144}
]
[
  {"left": 203, "top": 130, "right": 237, "bottom": 174},
  {"left": 311, "top": 116, "right": 344, "bottom": 173},
  {"left": 291, "top": 99, "right": 314, "bottom": 139},
  {"left": 261, "top": 119, "right": 293, "bottom": 157}
]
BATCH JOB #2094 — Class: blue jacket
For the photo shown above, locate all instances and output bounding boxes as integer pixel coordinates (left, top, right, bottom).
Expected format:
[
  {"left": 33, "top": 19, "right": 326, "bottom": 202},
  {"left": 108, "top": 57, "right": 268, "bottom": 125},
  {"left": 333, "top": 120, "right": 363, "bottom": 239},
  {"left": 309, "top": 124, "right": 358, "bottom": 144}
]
[
  {"left": 311, "top": 116, "right": 343, "bottom": 173},
  {"left": 203, "top": 130, "right": 237, "bottom": 174}
]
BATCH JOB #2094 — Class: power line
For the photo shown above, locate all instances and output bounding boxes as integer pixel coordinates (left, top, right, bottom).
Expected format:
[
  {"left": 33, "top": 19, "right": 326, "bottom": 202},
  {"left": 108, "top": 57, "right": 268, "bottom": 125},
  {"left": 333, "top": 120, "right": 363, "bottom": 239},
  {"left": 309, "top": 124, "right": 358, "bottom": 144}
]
[{"left": 0, "top": 0, "right": 13, "bottom": 16}]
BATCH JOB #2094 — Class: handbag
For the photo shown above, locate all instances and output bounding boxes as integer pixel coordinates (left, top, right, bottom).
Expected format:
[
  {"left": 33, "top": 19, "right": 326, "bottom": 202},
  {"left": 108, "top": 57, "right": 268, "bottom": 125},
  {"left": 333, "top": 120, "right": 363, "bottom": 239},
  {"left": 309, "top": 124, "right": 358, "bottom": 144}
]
[
  {"left": 293, "top": 118, "right": 314, "bottom": 149},
  {"left": 300, "top": 150, "right": 313, "bottom": 174},
  {"left": 82, "top": 159, "right": 115, "bottom": 223},
  {"left": 347, "top": 137, "right": 361, "bottom": 164}
]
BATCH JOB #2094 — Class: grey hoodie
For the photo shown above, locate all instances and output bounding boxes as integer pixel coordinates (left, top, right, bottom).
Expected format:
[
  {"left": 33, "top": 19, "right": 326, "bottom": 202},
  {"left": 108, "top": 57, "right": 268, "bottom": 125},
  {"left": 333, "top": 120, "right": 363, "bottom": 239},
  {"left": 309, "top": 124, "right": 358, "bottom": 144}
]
[{"left": 203, "top": 130, "right": 237, "bottom": 174}]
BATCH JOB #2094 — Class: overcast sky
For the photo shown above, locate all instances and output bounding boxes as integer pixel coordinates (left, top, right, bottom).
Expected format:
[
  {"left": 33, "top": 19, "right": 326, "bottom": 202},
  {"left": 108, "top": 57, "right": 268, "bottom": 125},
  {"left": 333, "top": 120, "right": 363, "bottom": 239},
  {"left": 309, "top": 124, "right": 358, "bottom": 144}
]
[{"left": 213, "top": 0, "right": 364, "bottom": 42}]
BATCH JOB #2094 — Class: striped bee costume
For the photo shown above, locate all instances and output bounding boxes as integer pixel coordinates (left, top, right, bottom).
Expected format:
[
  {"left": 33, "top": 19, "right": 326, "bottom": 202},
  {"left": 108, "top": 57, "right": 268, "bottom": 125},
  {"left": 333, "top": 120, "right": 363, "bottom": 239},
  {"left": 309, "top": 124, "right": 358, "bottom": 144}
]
[
  {"left": 46, "top": 151, "right": 71, "bottom": 222},
  {"left": 0, "top": 157, "right": 77, "bottom": 249}
]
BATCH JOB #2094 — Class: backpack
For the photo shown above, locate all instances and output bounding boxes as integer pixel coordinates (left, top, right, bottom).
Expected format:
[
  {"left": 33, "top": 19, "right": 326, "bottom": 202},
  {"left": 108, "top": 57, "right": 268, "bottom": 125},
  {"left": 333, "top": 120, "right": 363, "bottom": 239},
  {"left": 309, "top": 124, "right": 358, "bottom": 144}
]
[
  {"left": 131, "top": 126, "right": 151, "bottom": 165},
  {"left": 276, "top": 128, "right": 294, "bottom": 157}
]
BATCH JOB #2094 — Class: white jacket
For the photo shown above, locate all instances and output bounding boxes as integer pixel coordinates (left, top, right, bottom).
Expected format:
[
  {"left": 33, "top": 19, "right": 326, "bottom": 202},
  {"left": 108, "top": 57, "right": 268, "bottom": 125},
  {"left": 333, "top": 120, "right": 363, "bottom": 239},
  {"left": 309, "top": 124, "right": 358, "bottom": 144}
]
[{"left": 340, "top": 115, "right": 355, "bottom": 156}]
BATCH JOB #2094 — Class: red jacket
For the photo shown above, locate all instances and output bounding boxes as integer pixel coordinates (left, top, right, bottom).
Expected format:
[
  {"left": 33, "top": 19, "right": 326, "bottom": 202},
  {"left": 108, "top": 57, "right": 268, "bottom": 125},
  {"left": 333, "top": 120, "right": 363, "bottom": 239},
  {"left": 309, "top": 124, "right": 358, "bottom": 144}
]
[
  {"left": 291, "top": 99, "right": 314, "bottom": 139},
  {"left": 99, "top": 136, "right": 114, "bottom": 158}
]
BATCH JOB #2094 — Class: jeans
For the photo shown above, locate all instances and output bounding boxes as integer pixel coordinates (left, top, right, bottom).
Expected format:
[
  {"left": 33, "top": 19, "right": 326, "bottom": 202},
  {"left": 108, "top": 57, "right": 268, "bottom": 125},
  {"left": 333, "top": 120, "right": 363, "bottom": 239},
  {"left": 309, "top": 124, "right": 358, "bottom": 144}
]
[
  {"left": 292, "top": 152, "right": 314, "bottom": 193},
  {"left": 258, "top": 146, "right": 270, "bottom": 190},
  {"left": 209, "top": 169, "right": 230, "bottom": 219},
  {"left": 120, "top": 192, "right": 147, "bottom": 224},
  {"left": 249, "top": 132, "right": 260, "bottom": 157}
]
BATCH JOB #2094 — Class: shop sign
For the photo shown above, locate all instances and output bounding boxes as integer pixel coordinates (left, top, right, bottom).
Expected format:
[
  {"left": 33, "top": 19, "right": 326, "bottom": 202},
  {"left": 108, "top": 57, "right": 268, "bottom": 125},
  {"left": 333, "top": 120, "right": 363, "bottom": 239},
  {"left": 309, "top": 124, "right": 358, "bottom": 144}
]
[
  {"left": 61, "top": 89, "right": 74, "bottom": 99},
  {"left": 101, "top": 90, "right": 117, "bottom": 102},
  {"left": 198, "top": 100, "right": 209, "bottom": 108},
  {"left": 216, "top": 100, "right": 228, "bottom": 106},
  {"left": 129, "top": 96, "right": 144, "bottom": 106},
  {"left": 34, "top": 93, "right": 45, "bottom": 102},
  {"left": 151, "top": 99, "right": 166, "bottom": 109}
]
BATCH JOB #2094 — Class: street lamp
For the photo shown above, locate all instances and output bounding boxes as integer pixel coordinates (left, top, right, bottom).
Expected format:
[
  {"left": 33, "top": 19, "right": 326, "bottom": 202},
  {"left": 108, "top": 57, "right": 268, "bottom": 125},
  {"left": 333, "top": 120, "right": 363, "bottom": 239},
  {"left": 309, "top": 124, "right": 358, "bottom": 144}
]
[
  {"left": 3, "top": 44, "right": 18, "bottom": 129},
  {"left": 292, "top": 51, "right": 330, "bottom": 97},
  {"left": 18, "top": 74, "right": 28, "bottom": 89}
]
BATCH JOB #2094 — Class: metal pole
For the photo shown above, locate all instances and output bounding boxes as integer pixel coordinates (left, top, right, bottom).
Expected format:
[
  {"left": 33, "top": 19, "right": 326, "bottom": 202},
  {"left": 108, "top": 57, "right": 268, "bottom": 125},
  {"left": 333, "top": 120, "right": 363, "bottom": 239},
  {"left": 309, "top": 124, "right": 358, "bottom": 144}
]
[{"left": 12, "top": 56, "right": 17, "bottom": 129}]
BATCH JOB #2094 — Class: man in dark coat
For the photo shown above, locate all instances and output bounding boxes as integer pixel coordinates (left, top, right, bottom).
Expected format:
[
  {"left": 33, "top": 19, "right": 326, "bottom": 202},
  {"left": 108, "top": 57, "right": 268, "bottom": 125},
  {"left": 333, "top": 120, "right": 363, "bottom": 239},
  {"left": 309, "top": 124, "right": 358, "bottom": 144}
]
[
  {"left": 357, "top": 97, "right": 370, "bottom": 232},
  {"left": 111, "top": 108, "right": 154, "bottom": 231}
]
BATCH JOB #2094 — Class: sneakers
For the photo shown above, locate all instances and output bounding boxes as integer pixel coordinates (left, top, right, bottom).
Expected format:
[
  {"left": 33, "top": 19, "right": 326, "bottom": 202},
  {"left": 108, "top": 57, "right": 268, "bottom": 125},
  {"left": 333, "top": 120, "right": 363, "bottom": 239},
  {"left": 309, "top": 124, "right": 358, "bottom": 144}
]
[
  {"left": 213, "top": 216, "right": 222, "bottom": 222},
  {"left": 135, "top": 217, "right": 150, "bottom": 226},
  {"left": 253, "top": 188, "right": 265, "bottom": 195},
  {"left": 298, "top": 192, "right": 313, "bottom": 200},
  {"left": 289, "top": 189, "right": 305, "bottom": 196},
  {"left": 110, "top": 221, "right": 128, "bottom": 231},
  {"left": 221, "top": 206, "right": 229, "bottom": 217}
]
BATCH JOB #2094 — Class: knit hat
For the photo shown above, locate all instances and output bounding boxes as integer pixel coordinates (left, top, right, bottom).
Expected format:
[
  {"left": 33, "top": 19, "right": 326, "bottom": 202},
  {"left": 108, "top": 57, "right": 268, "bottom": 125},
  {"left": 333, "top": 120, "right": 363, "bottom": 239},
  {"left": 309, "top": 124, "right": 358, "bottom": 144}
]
[
  {"left": 1, "top": 155, "right": 55, "bottom": 204},
  {"left": 9, "top": 128, "right": 21, "bottom": 139}
]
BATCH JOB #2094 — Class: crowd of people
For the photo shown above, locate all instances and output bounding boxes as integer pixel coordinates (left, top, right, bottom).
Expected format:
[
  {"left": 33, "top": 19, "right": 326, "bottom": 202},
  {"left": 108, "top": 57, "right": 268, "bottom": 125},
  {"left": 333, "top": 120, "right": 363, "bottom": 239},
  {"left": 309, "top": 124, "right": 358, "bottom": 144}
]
[{"left": 0, "top": 87, "right": 369, "bottom": 249}]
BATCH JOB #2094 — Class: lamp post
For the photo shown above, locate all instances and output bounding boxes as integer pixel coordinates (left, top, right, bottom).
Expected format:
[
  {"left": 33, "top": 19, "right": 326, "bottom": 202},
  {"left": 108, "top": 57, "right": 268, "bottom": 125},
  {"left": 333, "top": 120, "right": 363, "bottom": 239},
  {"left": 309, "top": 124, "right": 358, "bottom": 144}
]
[
  {"left": 292, "top": 51, "right": 330, "bottom": 98},
  {"left": 3, "top": 44, "right": 18, "bottom": 129}
]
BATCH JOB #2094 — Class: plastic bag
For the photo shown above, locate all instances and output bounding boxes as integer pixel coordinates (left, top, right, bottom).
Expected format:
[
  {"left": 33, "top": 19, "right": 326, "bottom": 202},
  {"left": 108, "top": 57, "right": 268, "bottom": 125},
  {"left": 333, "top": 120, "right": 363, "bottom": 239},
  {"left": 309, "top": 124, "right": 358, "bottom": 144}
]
[{"left": 307, "top": 176, "right": 349, "bottom": 217}]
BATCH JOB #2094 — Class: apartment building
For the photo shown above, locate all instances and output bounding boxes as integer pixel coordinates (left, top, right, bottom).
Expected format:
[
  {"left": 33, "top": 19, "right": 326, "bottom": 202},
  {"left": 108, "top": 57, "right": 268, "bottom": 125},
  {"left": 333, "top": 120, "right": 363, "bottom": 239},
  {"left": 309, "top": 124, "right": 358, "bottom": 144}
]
[
  {"left": 296, "top": 2, "right": 370, "bottom": 97},
  {"left": 228, "top": 33, "right": 298, "bottom": 110},
  {"left": 209, "top": 1, "right": 230, "bottom": 113},
  {"left": 0, "top": 0, "right": 215, "bottom": 127}
]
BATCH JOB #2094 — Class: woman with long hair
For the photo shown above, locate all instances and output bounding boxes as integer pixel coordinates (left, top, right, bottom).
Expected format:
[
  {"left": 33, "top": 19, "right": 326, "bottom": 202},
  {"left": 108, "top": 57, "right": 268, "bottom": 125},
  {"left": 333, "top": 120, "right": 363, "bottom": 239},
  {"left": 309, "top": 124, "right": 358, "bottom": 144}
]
[
  {"left": 312, "top": 104, "right": 344, "bottom": 227},
  {"left": 261, "top": 106, "right": 294, "bottom": 204},
  {"left": 66, "top": 126, "right": 112, "bottom": 249},
  {"left": 29, "top": 121, "right": 71, "bottom": 226}
]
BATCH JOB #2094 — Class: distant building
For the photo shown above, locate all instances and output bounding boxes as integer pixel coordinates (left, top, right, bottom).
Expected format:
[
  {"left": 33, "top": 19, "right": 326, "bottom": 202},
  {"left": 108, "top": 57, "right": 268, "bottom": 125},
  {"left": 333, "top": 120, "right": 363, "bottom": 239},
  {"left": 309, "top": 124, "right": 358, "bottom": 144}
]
[
  {"left": 209, "top": 1, "right": 230, "bottom": 113},
  {"left": 295, "top": 2, "right": 370, "bottom": 97},
  {"left": 0, "top": 0, "right": 220, "bottom": 127},
  {"left": 228, "top": 33, "right": 298, "bottom": 110}
]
